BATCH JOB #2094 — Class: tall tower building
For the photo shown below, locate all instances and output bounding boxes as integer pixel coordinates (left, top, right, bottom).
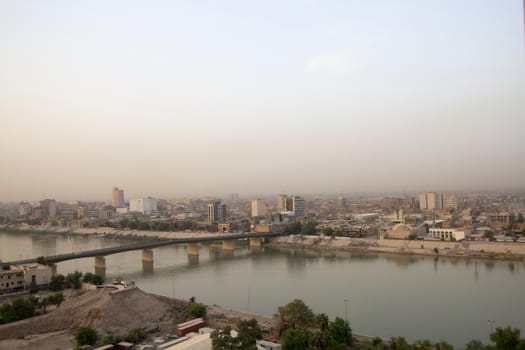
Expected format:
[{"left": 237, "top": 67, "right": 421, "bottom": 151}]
[
  {"left": 292, "top": 196, "right": 305, "bottom": 218},
  {"left": 251, "top": 199, "right": 268, "bottom": 218},
  {"left": 208, "top": 201, "right": 227, "bottom": 222},
  {"left": 112, "top": 187, "right": 125, "bottom": 208},
  {"left": 277, "top": 195, "right": 288, "bottom": 211}
]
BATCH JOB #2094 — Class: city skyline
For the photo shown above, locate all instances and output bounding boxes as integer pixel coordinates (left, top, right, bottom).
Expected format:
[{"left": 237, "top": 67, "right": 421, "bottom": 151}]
[{"left": 1, "top": 1, "right": 524, "bottom": 202}]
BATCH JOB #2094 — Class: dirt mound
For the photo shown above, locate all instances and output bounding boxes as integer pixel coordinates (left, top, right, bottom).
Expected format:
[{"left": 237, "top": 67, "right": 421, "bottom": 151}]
[{"left": 0, "top": 288, "right": 188, "bottom": 341}]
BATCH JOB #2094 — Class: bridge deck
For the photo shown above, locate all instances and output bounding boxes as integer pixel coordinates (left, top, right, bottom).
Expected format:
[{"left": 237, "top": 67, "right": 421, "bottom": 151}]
[{"left": 2, "top": 232, "right": 286, "bottom": 267}]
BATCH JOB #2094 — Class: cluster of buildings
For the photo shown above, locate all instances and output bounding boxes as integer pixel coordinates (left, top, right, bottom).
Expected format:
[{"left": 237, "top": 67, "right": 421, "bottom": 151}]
[{"left": 2, "top": 189, "right": 524, "bottom": 242}]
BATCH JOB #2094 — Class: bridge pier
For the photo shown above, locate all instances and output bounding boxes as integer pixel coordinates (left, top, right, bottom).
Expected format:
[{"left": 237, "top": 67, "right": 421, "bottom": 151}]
[
  {"left": 222, "top": 241, "right": 234, "bottom": 251},
  {"left": 94, "top": 256, "right": 106, "bottom": 278},
  {"left": 142, "top": 249, "right": 154, "bottom": 263},
  {"left": 94, "top": 256, "right": 106, "bottom": 269},
  {"left": 187, "top": 243, "right": 199, "bottom": 256},
  {"left": 142, "top": 260, "right": 154, "bottom": 274}
]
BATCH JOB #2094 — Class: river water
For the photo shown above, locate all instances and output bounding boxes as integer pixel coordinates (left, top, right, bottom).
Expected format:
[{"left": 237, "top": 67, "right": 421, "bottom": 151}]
[{"left": 1, "top": 230, "right": 524, "bottom": 348}]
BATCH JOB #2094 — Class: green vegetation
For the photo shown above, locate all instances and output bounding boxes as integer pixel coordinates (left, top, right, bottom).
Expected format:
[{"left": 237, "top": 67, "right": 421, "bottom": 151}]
[
  {"left": 36, "top": 256, "right": 47, "bottom": 265},
  {"left": 66, "top": 271, "right": 83, "bottom": 289},
  {"left": 0, "top": 297, "right": 35, "bottom": 323},
  {"left": 187, "top": 302, "right": 207, "bottom": 318},
  {"left": 211, "top": 319, "right": 262, "bottom": 350},
  {"left": 49, "top": 274, "right": 66, "bottom": 291},
  {"left": 48, "top": 292, "right": 65, "bottom": 307},
  {"left": 75, "top": 326, "right": 97, "bottom": 346},
  {"left": 276, "top": 299, "right": 352, "bottom": 350},
  {"left": 83, "top": 272, "right": 104, "bottom": 285},
  {"left": 125, "top": 327, "right": 146, "bottom": 344},
  {"left": 102, "top": 333, "right": 123, "bottom": 345},
  {"left": 276, "top": 298, "right": 315, "bottom": 333}
]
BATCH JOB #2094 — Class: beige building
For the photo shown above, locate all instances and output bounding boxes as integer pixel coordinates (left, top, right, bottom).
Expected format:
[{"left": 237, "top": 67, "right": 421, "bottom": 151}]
[
  {"left": 20, "top": 263, "right": 53, "bottom": 288},
  {"left": 251, "top": 199, "right": 268, "bottom": 218},
  {"left": 0, "top": 267, "right": 25, "bottom": 293},
  {"left": 385, "top": 224, "right": 424, "bottom": 239}
]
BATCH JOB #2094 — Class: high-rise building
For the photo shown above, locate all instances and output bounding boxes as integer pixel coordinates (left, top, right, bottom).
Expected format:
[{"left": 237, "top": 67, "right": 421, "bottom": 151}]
[
  {"left": 112, "top": 187, "right": 125, "bottom": 208},
  {"left": 39, "top": 199, "right": 56, "bottom": 218},
  {"left": 277, "top": 195, "right": 289, "bottom": 211},
  {"left": 336, "top": 196, "right": 347, "bottom": 210},
  {"left": 251, "top": 199, "right": 268, "bottom": 218},
  {"left": 208, "top": 200, "right": 227, "bottom": 222},
  {"left": 129, "top": 197, "right": 157, "bottom": 215},
  {"left": 419, "top": 192, "right": 456, "bottom": 211},
  {"left": 292, "top": 196, "right": 305, "bottom": 218}
]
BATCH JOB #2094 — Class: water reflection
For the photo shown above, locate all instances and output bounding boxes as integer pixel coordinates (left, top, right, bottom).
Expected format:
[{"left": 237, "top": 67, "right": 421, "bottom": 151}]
[
  {"left": 142, "top": 261, "right": 154, "bottom": 274},
  {"left": 187, "top": 254, "right": 199, "bottom": 266}
]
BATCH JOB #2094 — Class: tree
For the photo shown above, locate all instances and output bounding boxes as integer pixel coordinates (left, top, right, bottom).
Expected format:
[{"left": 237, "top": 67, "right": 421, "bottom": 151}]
[
  {"left": 210, "top": 319, "right": 262, "bottom": 350},
  {"left": 211, "top": 326, "right": 237, "bottom": 350},
  {"left": 364, "top": 337, "right": 384, "bottom": 350},
  {"left": 301, "top": 223, "right": 316, "bottom": 235},
  {"left": 315, "top": 313, "right": 329, "bottom": 331},
  {"left": 412, "top": 339, "right": 433, "bottom": 350},
  {"left": 281, "top": 328, "right": 316, "bottom": 350},
  {"left": 49, "top": 292, "right": 65, "bottom": 307},
  {"left": 390, "top": 336, "right": 411, "bottom": 350},
  {"left": 322, "top": 227, "right": 335, "bottom": 237},
  {"left": 236, "top": 319, "right": 262, "bottom": 349},
  {"left": 83, "top": 272, "right": 104, "bottom": 285},
  {"left": 126, "top": 327, "right": 145, "bottom": 344},
  {"left": 435, "top": 340, "right": 454, "bottom": 350},
  {"left": 327, "top": 317, "right": 353, "bottom": 347},
  {"left": 490, "top": 326, "right": 521, "bottom": 350},
  {"left": 276, "top": 299, "right": 315, "bottom": 333},
  {"left": 36, "top": 256, "right": 47, "bottom": 265},
  {"left": 284, "top": 223, "right": 302, "bottom": 235},
  {"left": 39, "top": 297, "right": 49, "bottom": 313},
  {"left": 464, "top": 340, "right": 487, "bottom": 350},
  {"left": 187, "top": 302, "right": 207, "bottom": 318},
  {"left": 66, "top": 271, "right": 83, "bottom": 289},
  {"left": 49, "top": 274, "right": 65, "bottom": 291},
  {"left": 76, "top": 326, "right": 97, "bottom": 346}
]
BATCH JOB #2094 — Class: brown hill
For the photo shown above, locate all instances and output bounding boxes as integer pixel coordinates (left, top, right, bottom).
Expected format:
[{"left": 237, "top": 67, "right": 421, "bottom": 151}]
[{"left": 0, "top": 287, "right": 188, "bottom": 341}]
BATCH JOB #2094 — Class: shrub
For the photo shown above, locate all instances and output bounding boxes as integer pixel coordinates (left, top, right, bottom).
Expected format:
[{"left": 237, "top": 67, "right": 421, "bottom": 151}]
[
  {"left": 75, "top": 326, "right": 97, "bottom": 346},
  {"left": 187, "top": 302, "right": 207, "bottom": 318}
]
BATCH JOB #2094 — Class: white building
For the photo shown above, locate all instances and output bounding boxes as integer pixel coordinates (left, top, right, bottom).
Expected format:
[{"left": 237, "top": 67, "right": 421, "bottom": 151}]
[
  {"left": 251, "top": 199, "right": 268, "bottom": 218},
  {"left": 428, "top": 228, "right": 465, "bottom": 241},
  {"left": 20, "top": 263, "right": 53, "bottom": 287},
  {"left": 129, "top": 197, "right": 158, "bottom": 215}
]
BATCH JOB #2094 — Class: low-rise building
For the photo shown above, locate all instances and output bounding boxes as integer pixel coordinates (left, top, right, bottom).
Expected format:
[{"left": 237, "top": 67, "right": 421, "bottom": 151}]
[
  {"left": 0, "top": 266, "right": 25, "bottom": 293},
  {"left": 19, "top": 263, "right": 53, "bottom": 288},
  {"left": 428, "top": 228, "right": 466, "bottom": 241}
]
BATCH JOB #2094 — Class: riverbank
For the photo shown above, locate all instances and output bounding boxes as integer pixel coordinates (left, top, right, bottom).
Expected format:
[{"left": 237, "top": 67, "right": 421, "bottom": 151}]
[
  {"left": 2, "top": 224, "right": 524, "bottom": 261},
  {"left": 269, "top": 235, "right": 525, "bottom": 261}
]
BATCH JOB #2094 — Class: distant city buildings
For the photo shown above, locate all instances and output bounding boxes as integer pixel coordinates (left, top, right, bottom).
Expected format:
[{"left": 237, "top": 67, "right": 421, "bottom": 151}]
[
  {"left": 129, "top": 197, "right": 158, "bottom": 215},
  {"left": 251, "top": 199, "right": 268, "bottom": 218},
  {"left": 208, "top": 200, "right": 227, "bottom": 223},
  {"left": 336, "top": 196, "right": 347, "bottom": 210},
  {"left": 419, "top": 192, "right": 457, "bottom": 211},
  {"left": 112, "top": 187, "right": 125, "bottom": 208},
  {"left": 277, "top": 194, "right": 305, "bottom": 218}
]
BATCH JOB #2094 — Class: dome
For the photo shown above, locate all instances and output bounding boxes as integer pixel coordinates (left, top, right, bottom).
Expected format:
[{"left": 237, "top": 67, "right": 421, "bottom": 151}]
[{"left": 392, "top": 224, "right": 413, "bottom": 233}]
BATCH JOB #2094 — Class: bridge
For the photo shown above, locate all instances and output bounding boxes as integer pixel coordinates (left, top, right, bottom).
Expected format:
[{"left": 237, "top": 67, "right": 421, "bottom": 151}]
[{"left": 1, "top": 232, "right": 286, "bottom": 273}]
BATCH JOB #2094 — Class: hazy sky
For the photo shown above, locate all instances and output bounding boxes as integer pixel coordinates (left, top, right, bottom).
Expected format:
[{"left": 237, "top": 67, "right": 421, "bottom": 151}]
[{"left": 1, "top": 1, "right": 524, "bottom": 201}]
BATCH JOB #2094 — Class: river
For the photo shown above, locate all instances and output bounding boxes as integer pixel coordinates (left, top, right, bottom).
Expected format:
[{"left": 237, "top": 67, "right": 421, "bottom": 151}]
[{"left": 1, "top": 230, "right": 524, "bottom": 348}]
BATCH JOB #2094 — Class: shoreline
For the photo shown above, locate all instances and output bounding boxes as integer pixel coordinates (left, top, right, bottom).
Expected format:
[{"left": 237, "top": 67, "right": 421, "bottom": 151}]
[{"left": 269, "top": 235, "right": 525, "bottom": 261}]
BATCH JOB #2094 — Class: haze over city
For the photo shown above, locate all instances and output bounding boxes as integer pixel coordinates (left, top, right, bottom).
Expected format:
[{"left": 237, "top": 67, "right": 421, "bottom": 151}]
[{"left": 1, "top": 1, "right": 525, "bottom": 201}]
